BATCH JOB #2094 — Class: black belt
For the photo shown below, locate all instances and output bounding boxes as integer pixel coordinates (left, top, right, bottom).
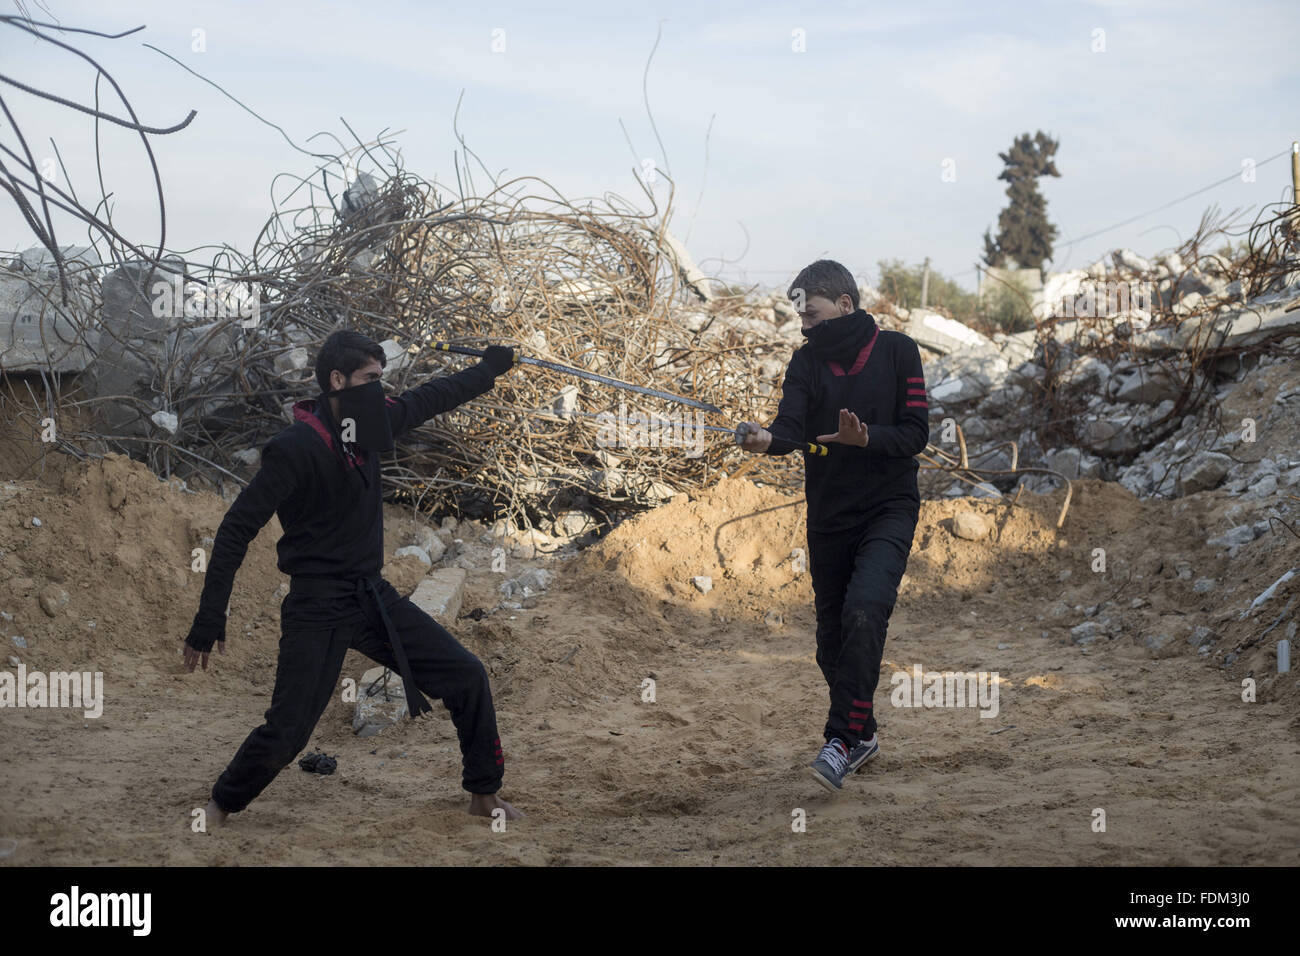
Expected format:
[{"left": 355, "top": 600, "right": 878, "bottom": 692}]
[{"left": 288, "top": 574, "right": 432, "bottom": 719}]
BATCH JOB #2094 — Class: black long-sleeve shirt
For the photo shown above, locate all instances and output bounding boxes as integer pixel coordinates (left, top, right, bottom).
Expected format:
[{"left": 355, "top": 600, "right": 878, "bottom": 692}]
[
  {"left": 766, "top": 312, "right": 929, "bottom": 533},
  {"left": 185, "top": 361, "right": 498, "bottom": 651}
]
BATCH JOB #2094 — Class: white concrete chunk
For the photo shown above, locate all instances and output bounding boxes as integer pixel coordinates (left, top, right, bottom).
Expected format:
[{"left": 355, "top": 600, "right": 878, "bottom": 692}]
[{"left": 410, "top": 568, "right": 467, "bottom": 627}]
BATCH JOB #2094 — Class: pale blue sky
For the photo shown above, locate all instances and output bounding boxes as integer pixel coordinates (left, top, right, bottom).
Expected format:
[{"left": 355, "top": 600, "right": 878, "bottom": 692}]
[{"left": 2, "top": 0, "right": 1296, "bottom": 292}]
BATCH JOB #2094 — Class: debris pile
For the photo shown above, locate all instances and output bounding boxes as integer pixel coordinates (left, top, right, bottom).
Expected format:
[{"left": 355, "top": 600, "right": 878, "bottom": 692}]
[
  {"left": 878, "top": 204, "right": 1300, "bottom": 521},
  {"left": 3, "top": 146, "right": 821, "bottom": 531}
]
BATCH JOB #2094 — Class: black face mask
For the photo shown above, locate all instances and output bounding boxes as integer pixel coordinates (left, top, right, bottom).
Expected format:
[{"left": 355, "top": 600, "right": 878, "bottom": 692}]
[
  {"left": 801, "top": 309, "right": 871, "bottom": 359},
  {"left": 329, "top": 379, "right": 394, "bottom": 452}
]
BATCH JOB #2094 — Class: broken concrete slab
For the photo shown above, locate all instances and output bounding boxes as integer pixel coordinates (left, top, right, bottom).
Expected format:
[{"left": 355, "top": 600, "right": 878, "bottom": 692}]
[
  {"left": 353, "top": 665, "right": 407, "bottom": 737},
  {"left": 409, "top": 567, "right": 467, "bottom": 626},
  {"left": 1046, "top": 448, "right": 1082, "bottom": 480},
  {"left": 410, "top": 526, "right": 447, "bottom": 564},
  {"left": 1129, "top": 294, "right": 1300, "bottom": 353},
  {"left": 1070, "top": 621, "right": 1102, "bottom": 645},
  {"left": 976, "top": 383, "right": 1026, "bottom": 418},
  {"left": 1206, "top": 524, "right": 1259, "bottom": 550},
  {"left": 1177, "top": 451, "right": 1232, "bottom": 495},
  {"left": 931, "top": 377, "right": 981, "bottom": 404},
  {"left": 1058, "top": 355, "right": 1111, "bottom": 390},
  {"left": 1113, "top": 368, "right": 1183, "bottom": 404},
  {"left": 992, "top": 329, "right": 1036, "bottom": 366},
  {"left": 0, "top": 258, "right": 98, "bottom": 373},
  {"left": 273, "top": 346, "right": 308, "bottom": 374},
  {"left": 903, "top": 309, "right": 996, "bottom": 356},
  {"left": 500, "top": 566, "right": 555, "bottom": 599},
  {"left": 930, "top": 349, "right": 1011, "bottom": 404},
  {"left": 1081, "top": 419, "right": 1140, "bottom": 457}
]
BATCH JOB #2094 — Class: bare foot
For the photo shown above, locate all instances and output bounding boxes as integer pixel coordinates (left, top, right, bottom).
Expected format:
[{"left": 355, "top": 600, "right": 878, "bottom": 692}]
[
  {"left": 202, "top": 798, "right": 229, "bottom": 830},
  {"left": 468, "top": 793, "right": 523, "bottom": 820}
]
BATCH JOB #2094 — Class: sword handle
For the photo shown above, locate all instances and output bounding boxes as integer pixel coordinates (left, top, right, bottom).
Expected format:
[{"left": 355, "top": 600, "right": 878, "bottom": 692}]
[
  {"left": 430, "top": 342, "right": 486, "bottom": 357},
  {"left": 734, "top": 423, "right": 828, "bottom": 456},
  {"left": 770, "top": 435, "right": 829, "bottom": 456}
]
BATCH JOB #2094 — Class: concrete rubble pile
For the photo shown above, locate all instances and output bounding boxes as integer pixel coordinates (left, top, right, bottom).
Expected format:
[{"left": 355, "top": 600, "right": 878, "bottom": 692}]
[{"left": 893, "top": 242, "right": 1300, "bottom": 510}]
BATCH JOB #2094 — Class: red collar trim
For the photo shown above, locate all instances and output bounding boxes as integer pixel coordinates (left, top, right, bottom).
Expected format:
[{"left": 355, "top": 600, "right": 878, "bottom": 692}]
[
  {"left": 827, "top": 326, "right": 879, "bottom": 377},
  {"left": 292, "top": 399, "right": 333, "bottom": 450},
  {"left": 291, "top": 398, "right": 366, "bottom": 468}
]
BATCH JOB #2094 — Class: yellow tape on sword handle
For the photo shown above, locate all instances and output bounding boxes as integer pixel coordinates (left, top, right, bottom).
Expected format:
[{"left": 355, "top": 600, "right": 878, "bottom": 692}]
[
  {"left": 773, "top": 436, "right": 830, "bottom": 456},
  {"left": 733, "top": 423, "right": 828, "bottom": 456}
]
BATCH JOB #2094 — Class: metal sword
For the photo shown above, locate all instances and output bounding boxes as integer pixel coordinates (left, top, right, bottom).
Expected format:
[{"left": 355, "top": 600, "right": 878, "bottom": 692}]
[
  {"left": 429, "top": 342, "right": 724, "bottom": 414},
  {"left": 510, "top": 404, "right": 830, "bottom": 457},
  {"left": 430, "top": 342, "right": 830, "bottom": 455}
]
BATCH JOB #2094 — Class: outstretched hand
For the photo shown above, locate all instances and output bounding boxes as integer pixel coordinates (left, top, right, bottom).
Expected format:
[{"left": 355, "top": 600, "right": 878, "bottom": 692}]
[
  {"left": 182, "top": 639, "right": 225, "bottom": 672},
  {"left": 817, "top": 408, "right": 869, "bottom": 447}
]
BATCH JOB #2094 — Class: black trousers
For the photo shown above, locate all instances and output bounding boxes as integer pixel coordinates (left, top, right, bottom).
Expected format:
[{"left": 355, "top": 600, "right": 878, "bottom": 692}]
[
  {"left": 211, "top": 577, "right": 503, "bottom": 813},
  {"left": 808, "top": 505, "right": 918, "bottom": 745}
]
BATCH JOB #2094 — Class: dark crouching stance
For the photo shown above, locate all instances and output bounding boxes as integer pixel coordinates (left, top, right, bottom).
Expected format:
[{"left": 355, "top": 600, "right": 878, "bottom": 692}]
[
  {"left": 182, "top": 331, "right": 521, "bottom": 823},
  {"left": 741, "top": 260, "right": 929, "bottom": 792}
]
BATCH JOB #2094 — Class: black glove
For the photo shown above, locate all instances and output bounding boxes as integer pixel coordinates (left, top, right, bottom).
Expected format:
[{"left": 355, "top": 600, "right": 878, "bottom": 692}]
[
  {"left": 481, "top": 345, "right": 516, "bottom": 376},
  {"left": 184, "top": 614, "right": 225, "bottom": 653}
]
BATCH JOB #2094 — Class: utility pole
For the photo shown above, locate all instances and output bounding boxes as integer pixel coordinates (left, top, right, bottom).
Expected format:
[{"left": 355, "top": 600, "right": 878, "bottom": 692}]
[
  {"left": 1292, "top": 141, "right": 1299, "bottom": 231},
  {"left": 1292, "top": 141, "right": 1299, "bottom": 201},
  {"left": 920, "top": 257, "right": 931, "bottom": 309}
]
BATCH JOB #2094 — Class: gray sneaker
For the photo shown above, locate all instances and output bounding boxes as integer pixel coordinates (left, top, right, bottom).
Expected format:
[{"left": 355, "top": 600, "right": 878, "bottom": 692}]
[
  {"left": 809, "top": 738, "right": 851, "bottom": 791},
  {"left": 847, "top": 734, "right": 880, "bottom": 773}
]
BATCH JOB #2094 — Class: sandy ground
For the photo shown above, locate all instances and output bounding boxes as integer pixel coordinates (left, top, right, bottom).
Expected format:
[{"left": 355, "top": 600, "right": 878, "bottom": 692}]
[{"left": 1, "top": 454, "right": 1298, "bottom": 865}]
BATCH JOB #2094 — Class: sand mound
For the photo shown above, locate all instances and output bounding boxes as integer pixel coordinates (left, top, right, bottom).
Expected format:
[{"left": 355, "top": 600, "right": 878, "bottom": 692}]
[
  {"left": 569, "top": 476, "right": 812, "bottom": 621},
  {"left": 0, "top": 454, "right": 285, "bottom": 670}
]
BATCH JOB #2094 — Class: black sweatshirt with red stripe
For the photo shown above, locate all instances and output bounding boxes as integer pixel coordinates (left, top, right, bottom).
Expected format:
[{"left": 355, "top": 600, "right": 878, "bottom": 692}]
[
  {"left": 185, "top": 361, "right": 499, "bottom": 652},
  {"left": 764, "top": 309, "right": 930, "bottom": 533}
]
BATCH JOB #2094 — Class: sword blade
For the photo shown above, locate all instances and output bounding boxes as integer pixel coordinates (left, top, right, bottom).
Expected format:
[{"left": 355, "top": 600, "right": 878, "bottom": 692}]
[
  {"left": 515, "top": 354, "right": 723, "bottom": 414},
  {"left": 420, "top": 342, "right": 855, "bottom": 453}
]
